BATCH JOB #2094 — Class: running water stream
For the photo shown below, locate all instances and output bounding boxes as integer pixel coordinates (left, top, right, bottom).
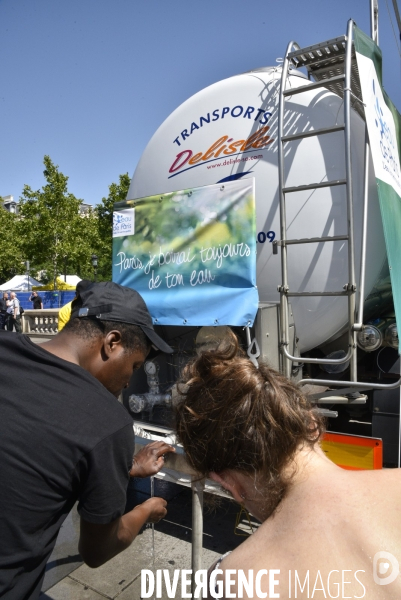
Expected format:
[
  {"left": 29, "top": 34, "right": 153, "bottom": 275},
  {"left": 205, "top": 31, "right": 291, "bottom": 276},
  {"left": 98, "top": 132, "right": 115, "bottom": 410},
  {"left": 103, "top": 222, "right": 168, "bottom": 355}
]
[
  {"left": 150, "top": 475, "right": 155, "bottom": 567},
  {"left": 144, "top": 476, "right": 155, "bottom": 600}
]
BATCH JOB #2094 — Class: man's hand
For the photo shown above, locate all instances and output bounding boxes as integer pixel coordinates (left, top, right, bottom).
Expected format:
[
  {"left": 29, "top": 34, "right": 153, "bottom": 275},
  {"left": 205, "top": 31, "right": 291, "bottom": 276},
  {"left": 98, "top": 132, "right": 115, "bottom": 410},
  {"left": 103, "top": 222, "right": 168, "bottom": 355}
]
[
  {"left": 79, "top": 496, "right": 168, "bottom": 568},
  {"left": 130, "top": 441, "right": 175, "bottom": 478},
  {"left": 135, "top": 497, "right": 167, "bottom": 523}
]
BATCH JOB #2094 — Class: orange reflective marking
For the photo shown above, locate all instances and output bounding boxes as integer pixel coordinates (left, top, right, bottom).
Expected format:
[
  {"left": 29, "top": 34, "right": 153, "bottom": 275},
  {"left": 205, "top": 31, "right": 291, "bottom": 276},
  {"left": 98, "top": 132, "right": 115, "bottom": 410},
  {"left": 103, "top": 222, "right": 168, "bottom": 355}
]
[{"left": 321, "top": 432, "right": 383, "bottom": 470}]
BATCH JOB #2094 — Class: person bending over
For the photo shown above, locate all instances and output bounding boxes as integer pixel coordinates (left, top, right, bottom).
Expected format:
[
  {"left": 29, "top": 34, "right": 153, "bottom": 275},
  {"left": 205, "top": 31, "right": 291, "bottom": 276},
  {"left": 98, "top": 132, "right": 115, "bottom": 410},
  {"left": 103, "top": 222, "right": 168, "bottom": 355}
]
[
  {"left": 175, "top": 333, "right": 401, "bottom": 599},
  {"left": 0, "top": 281, "right": 175, "bottom": 600}
]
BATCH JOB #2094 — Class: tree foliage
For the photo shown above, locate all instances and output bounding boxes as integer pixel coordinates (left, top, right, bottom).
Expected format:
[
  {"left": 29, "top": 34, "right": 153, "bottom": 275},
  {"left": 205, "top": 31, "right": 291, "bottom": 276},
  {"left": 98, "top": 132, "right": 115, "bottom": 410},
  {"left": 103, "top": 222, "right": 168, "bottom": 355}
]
[
  {"left": 0, "top": 203, "right": 24, "bottom": 282},
  {"left": 0, "top": 156, "right": 128, "bottom": 286},
  {"left": 95, "top": 173, "right": 130, "bottom": 280},
  {"left": 18, "top": 156, "right": 98, "bottom": 287}
]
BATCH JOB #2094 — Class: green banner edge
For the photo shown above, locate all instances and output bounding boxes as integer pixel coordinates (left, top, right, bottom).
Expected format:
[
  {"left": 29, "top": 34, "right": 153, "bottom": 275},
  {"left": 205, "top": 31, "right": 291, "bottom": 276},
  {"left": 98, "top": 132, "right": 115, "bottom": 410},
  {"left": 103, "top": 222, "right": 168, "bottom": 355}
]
[{"left": 376, "top": 179, "right": 401, "bottom": 342}]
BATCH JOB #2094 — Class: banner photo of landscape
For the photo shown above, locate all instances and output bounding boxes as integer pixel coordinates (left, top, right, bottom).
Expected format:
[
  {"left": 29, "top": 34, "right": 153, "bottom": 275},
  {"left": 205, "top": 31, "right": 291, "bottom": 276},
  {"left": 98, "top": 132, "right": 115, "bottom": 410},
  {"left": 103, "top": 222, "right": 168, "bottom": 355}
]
[
  {"left": 355, "top": 25, "right": 401, "bottom": 347},
  {"left": 112, "top": 179, "right": 258, "bottom": 326}
]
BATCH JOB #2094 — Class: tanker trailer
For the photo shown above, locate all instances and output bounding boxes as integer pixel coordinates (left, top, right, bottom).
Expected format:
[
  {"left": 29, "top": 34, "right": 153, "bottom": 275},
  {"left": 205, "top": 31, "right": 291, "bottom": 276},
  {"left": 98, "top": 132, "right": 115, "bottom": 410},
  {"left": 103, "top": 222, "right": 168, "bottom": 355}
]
[{"left": 114, "top": 21, "right": 401, "bottom": 467}]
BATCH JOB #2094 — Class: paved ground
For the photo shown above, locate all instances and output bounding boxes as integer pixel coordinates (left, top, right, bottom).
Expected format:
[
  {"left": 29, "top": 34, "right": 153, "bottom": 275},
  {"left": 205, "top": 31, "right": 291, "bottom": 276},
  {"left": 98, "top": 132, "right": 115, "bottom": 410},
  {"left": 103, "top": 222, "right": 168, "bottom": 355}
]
[{"left": 39, "top": 477, "right": 256, "bottom": 599}]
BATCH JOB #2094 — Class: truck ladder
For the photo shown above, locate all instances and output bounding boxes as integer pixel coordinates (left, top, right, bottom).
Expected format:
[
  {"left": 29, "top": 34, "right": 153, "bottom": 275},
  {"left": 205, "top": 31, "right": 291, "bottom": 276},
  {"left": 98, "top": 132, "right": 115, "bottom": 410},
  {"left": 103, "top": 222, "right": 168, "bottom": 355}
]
[
  {"left": 276, "top": 19, "right": 401, "bottom": 395},
  {"left": 276, "top": 20, "right": 360, "bottom": 380}
]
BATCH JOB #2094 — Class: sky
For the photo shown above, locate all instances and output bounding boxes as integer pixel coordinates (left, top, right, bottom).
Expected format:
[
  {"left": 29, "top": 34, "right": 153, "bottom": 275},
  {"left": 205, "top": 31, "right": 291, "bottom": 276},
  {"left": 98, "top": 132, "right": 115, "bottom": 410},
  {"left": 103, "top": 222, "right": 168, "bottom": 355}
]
[{"left": 1, "top": 0, "right": 401, "bottom": 207}]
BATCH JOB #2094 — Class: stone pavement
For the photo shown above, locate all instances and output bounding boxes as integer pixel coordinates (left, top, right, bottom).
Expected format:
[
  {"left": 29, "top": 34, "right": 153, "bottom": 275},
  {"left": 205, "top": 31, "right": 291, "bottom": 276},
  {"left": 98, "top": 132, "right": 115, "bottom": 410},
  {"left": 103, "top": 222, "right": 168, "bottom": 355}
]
[{"left": 39, "top": 477, "right": 257, "bottom": 599}]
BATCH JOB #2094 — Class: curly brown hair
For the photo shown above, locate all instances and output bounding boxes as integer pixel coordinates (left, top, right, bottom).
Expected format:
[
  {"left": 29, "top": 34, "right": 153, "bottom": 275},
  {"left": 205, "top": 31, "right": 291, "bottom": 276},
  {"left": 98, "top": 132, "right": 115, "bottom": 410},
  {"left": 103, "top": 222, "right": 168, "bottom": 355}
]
[{"left": 175, "top": 332, "right": 324, "bottom": 517}]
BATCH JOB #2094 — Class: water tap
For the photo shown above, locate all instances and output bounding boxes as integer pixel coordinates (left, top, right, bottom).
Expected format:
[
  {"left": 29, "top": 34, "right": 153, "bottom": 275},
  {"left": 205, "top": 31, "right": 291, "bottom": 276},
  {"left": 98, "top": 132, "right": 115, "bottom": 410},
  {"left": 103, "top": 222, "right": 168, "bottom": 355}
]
[{"left": 128, "top": 360, "right": 172, "bottom": 413}]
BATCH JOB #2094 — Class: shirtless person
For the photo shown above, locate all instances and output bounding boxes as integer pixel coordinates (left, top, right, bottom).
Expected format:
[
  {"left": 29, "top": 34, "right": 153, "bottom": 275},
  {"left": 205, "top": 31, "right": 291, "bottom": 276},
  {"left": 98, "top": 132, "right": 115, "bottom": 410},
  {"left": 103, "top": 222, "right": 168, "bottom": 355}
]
[{"left": 175, "top": 333, "right": 401, "bottom": 599}]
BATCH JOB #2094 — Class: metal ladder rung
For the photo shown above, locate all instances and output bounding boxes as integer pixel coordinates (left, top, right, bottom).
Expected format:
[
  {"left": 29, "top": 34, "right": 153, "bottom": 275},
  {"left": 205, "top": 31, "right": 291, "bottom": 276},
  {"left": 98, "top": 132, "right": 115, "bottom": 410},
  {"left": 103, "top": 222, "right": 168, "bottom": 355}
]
[
  {"left": 283, "top": 74, "right": 345, "bottom": 97},
  {"left": 283, "top": 179, "right": 346, "bottom": 193},
  {"left": 284, "top": 235, "right": 349, "bottom": 245},
  {"left": 282, "top": 125, "right": 345, "bottom": 142},
  {"left": 286, "top": 290, "right": 350, "bottom": 297}
]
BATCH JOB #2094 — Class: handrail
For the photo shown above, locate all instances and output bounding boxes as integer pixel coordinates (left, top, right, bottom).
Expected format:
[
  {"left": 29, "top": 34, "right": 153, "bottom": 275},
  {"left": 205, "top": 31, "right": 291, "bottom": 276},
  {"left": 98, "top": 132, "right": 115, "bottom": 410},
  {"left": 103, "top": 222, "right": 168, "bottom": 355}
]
[
  {"left": 344, "top": 19, "right": 358, "bottom": 380},
  {"left": 299, "top": 375, "right": 401, "bottom": 391},
  {"left": 277, "top": 40, "right": 300, "bottom": 378},
  {"left": 282, "top": 74, "right": 345, "bottom": 95},
  {"left": 354, "top": 129, "right": 370, "bottom": 331},
  {"left": 282, "top": 344, "right": 352, "bottom": 365}
]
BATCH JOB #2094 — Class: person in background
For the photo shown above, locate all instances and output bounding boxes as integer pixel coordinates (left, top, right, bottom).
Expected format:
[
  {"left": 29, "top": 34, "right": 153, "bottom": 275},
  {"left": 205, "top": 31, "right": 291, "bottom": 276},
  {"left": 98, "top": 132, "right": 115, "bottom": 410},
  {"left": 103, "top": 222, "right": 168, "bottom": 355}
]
[
  {"left": 175, "top": 332, "right": 401, "bottom": 599},
  {"left": 0, "top": 281, "right": 175, "bottom": 599},
  {"left": 0, "top": 292, "right": 8, "bottom": 329},
  {"left": 6, "top": 291, "right": 21, "bottom": 333},
  {"left": 29, "top": 290, "right": 43, "bottom": 309},
  {"left": 58, "top": 279, "right": 92, "bottom": 331}
]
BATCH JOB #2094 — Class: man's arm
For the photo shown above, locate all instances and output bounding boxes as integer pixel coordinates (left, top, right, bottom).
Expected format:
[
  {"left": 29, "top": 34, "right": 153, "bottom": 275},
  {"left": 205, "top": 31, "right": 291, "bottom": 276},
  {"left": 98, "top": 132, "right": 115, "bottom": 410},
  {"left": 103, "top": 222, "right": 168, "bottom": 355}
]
[
  {"left": 79, "top": 496, "right": 167, "bottom": 568},
  {"left": 78, "top": 436, "right": 175, "bottom": 568}
]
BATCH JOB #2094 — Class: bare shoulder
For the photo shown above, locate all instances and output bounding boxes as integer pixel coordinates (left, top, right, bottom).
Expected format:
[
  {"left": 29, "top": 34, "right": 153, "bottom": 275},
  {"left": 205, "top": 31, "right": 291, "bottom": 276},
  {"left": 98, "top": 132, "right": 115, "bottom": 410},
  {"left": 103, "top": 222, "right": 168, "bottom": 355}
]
[
  {"left": 354, "top": 467, "right": 401, "bottom": 496},
  {"left": 215, "top": 470, "right": 401, "bottom": 599},
  {"left": 356, "top": 468, "right": 401, "bottom": 515},
  {"left": 219, "top": 467, "right": 401, "bottom": 566}
]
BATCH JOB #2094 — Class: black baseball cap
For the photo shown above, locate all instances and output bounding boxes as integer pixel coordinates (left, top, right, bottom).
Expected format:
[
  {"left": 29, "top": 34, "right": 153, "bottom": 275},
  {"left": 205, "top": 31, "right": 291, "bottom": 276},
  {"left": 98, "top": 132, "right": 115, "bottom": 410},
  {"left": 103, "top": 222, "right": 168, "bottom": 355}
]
[
  {"left": 70, "top": 281, "right": 173, "bottom": 354},
  {"left": 76, "top": 279, "right": 92, "bottom": 295}
]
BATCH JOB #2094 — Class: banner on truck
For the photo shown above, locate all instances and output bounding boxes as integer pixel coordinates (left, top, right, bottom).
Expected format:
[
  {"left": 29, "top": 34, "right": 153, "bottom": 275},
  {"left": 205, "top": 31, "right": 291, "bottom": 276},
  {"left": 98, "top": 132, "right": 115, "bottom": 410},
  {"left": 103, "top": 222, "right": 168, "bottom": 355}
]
[
  {"left": 112, "top": 179, "right": 258, "bottom": 326},
  {"left": 355, "top": 25, "right": 401, "bottom": 349}
]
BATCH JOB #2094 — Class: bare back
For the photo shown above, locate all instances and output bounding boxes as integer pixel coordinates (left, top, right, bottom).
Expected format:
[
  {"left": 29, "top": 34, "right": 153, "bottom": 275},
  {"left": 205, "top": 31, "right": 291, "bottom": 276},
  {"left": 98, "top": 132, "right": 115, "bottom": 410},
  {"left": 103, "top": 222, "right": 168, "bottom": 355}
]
[{"left": 218, "top": 466, "right": 401, "bottom": 599}]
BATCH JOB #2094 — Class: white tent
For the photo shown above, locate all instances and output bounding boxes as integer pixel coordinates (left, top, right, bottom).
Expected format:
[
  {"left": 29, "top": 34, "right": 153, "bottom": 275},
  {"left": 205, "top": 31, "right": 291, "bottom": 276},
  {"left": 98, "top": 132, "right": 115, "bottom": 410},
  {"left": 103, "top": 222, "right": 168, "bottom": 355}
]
[{"left": 0, "top": 274, "right": 43, "bottom": 291}]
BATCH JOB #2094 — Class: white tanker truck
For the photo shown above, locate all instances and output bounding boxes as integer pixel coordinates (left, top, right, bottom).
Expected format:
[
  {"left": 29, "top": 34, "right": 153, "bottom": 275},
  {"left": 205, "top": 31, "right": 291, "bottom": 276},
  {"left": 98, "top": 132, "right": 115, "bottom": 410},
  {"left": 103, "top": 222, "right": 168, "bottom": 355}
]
[{"left": 115, "top": 15, "right": 401, "bottom": 468}]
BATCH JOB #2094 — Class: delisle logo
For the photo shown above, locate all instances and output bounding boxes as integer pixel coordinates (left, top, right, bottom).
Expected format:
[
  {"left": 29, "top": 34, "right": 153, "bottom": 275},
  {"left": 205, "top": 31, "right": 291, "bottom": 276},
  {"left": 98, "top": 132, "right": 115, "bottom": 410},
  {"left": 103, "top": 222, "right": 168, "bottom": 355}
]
[{"left": 168, "top": 127, "right": 274, "bottom": 178}]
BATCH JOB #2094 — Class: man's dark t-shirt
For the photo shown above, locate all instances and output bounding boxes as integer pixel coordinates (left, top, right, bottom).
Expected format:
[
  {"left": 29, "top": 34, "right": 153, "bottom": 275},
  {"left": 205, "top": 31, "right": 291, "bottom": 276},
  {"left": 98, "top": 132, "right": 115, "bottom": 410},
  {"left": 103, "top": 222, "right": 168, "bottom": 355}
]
[
  {"left": 30, "top": 295, "right": 42, "bottom": 309},
  {"left": 0, "top": 332, "right": 135, "bottom": 599}
]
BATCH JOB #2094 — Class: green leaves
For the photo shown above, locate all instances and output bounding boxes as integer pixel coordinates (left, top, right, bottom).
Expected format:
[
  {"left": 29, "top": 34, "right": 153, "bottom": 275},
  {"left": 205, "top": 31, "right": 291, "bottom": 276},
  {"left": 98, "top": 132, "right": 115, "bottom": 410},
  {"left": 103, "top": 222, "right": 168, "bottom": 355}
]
[
  {"left": 0, "top": 208, "right": 24, "bottom": 282},
  {"left": 95, "top": 173, "right": 130, "bottom": 280},
  {"left": 0, "top": 156, "right": 130, "bottom": 286},
  {"left": 18, "top": 156, "right": 97, "bottom": 288}
]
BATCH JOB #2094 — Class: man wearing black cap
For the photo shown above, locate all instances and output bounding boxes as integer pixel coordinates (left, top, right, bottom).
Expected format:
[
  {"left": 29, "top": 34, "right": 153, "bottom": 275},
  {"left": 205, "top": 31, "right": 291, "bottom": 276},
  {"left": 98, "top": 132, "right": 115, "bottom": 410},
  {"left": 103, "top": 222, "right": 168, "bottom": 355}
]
[{"left": 0, "top": 282, "right": 175, "bottom": 600}]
